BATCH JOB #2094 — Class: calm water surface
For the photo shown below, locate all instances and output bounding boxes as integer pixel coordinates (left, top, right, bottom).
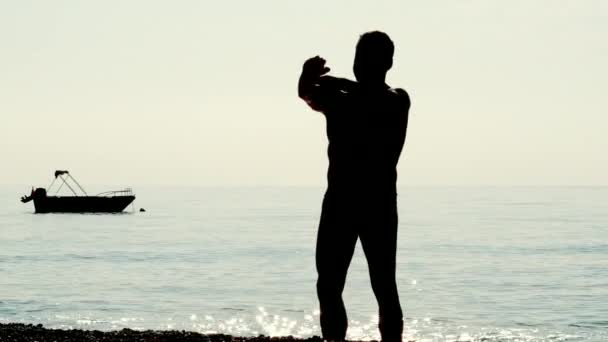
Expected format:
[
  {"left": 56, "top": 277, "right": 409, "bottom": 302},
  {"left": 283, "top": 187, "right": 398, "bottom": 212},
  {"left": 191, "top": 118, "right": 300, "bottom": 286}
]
[{"left": 1, "top": 186, "right": 607, "bottom": 341}]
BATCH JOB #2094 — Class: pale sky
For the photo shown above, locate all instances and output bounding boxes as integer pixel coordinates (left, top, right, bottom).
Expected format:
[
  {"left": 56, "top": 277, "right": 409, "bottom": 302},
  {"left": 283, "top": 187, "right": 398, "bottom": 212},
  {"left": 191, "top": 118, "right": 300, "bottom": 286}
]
[{"left": 1, "top": 1, "right": 606, "bottom": 187}]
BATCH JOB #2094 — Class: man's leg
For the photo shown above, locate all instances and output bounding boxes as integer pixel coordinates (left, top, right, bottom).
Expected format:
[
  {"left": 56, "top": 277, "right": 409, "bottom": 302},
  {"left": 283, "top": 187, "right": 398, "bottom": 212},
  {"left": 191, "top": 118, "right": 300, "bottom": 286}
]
[
  {"left": 359, "top": 202, "right": 403, "bottom": 342},
  {"left": 316, "top": 196, "right": 358, "bottom": 341}
]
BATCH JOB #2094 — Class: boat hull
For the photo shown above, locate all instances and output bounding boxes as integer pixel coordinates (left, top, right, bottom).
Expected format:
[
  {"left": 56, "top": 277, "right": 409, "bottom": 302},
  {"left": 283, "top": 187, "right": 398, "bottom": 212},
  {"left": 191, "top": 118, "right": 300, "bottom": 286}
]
[{"left": 33, "top": 195, "right": 135, "bottom": 213}]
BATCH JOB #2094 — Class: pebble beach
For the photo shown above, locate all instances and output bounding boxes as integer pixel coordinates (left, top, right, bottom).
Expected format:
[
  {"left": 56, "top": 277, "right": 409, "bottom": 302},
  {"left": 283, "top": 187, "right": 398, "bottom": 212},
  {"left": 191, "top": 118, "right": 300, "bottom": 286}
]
[{"left": 0, "top": 323, "right": 328, "bottom": 342}]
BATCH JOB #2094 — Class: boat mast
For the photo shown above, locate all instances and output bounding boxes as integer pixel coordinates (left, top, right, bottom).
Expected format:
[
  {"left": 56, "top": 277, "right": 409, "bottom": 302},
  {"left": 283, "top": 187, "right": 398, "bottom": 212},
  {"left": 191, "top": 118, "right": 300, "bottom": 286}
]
[
  {"left": 56, "top": 174, "right": 79, "bottom": 196},
  {"left": 51, "top": 170, "right": 88, "bottom": 196},
  {"left": 67, "top": 173, "right": 88, "bottom": 196}
]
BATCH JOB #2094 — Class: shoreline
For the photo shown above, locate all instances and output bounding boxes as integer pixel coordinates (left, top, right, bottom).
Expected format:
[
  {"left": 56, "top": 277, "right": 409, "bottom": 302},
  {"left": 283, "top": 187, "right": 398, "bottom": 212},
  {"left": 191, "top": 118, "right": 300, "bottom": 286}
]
[{"left": 0, "top": 323, "right": 329, "bottom": 342}]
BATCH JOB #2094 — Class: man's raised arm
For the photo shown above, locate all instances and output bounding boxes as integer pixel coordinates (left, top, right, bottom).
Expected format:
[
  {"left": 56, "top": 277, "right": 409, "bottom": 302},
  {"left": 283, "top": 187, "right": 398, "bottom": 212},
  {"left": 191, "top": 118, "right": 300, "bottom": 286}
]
[{"left": 298, "top": 56, "right": 331, "bottom": 112}]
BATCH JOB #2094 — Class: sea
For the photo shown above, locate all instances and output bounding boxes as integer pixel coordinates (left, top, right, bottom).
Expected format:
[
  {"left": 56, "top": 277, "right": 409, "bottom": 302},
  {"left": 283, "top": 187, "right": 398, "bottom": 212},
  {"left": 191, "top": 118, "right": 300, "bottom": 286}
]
[{"left": 1, "top": 186, "right": 607, "bottom": 342}]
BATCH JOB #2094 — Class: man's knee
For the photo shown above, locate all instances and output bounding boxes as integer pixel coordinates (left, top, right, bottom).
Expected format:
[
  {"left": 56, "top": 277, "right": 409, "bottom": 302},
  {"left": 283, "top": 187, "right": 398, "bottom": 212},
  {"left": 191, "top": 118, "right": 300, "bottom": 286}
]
[
  {"left": 369, "top": 267, "right": 397, "bottom": 290},
  {"left": 317, "top": 275, "right": 345, "bottom": 300},
  {"left": 369, "top": 273, "right": 401, "bottom": 312}
]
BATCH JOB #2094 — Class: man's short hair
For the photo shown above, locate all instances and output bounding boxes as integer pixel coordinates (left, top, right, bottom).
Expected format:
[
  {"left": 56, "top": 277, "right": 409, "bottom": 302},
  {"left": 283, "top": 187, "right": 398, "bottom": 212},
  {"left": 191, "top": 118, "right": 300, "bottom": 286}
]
[{"left": 356, "top": 31, "right": 394, "bottom": 72}]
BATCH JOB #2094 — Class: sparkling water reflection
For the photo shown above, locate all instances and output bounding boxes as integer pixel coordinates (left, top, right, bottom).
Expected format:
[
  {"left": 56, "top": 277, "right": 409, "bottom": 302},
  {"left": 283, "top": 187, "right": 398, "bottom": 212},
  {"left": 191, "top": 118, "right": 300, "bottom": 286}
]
[{"left": 1, "top": 186, "right": 607, "bottom": 341}]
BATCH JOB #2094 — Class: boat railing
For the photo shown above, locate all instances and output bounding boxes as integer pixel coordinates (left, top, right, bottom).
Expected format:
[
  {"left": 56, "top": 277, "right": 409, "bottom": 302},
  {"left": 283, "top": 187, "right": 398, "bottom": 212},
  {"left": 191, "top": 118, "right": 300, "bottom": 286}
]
[{"left": 96, "top": 188, "right": 134, "bottom": 197}]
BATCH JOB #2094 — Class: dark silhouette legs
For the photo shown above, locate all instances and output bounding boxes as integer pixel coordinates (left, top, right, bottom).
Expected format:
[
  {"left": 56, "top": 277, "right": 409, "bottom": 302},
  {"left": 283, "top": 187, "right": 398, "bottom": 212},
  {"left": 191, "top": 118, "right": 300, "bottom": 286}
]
[
  {"left": 316, "top": 194, "right": 403, "bottom": 341},
  {"left": 316, "top": 196, "right": 358, "bottom": 340},
  {"left": 360, "top": 208, "right": 403, "bottom": 342}
]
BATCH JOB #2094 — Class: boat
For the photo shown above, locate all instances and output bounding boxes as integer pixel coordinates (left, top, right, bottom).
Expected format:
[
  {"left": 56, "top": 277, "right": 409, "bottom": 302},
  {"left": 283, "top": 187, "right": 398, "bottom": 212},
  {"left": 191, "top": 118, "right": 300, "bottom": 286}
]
[{"left": 21, "top": 170, "right": 136, "bottom": 213}]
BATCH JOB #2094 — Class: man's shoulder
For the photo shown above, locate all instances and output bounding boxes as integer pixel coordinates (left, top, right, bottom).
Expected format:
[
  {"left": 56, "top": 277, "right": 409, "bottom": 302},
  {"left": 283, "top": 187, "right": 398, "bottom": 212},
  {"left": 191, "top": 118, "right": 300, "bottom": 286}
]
[
  {"left": 388, "top": 87, "right": 409, "bottom": 99},
  {"left": 388, "top": 87, "right": 411, "bottom": 108}
]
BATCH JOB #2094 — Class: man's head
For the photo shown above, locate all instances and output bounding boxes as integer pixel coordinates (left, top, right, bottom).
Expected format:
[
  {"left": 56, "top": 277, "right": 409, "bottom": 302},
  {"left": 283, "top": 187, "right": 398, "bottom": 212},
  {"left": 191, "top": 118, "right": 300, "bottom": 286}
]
[{"left": 353, "top": 31, "right": 394, "bottom": 84}]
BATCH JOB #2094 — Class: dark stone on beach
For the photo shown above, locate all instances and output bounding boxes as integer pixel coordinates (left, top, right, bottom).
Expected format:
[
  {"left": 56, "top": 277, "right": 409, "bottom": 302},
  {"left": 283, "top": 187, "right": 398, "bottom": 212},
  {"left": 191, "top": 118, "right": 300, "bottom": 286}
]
[
  {"left": 139, "top": 208, "right": 146, "bottom": 212},
  {"left": 0, "top": 323, "right": 330, "bottom": 342}
]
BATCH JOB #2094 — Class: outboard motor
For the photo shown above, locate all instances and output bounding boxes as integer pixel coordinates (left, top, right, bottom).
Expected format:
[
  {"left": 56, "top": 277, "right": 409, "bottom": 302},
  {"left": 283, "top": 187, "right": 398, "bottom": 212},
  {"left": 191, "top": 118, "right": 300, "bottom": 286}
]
[
  {"left": 21, "top": 188, "right": 47, "bottom": 203},
  {"left": 34, "top": 188, "right": 47, "bottom": 198}
]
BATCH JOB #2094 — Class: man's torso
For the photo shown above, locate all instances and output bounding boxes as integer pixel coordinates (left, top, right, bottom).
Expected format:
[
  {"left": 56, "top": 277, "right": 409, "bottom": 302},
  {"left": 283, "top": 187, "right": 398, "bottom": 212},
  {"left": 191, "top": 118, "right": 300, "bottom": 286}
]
[{"left": 319, "top": 77, "right": 410, "bottom": 197}]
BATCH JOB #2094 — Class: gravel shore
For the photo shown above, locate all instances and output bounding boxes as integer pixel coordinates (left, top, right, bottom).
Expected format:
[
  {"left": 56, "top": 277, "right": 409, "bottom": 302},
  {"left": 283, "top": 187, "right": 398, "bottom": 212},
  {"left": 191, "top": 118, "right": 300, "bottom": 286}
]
[{"left": 0, "top": 323, "right": 328, "bottom": 342}]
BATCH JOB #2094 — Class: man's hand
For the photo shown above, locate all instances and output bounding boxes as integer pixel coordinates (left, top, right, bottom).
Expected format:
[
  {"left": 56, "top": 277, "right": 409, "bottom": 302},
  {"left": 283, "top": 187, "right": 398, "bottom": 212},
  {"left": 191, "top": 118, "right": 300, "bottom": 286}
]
[
  {"left": 299, "top": 56, "right": 335, "bottom": 112},
  {"left": 302, "top": 56, "right": 330, "bottom": 78}
]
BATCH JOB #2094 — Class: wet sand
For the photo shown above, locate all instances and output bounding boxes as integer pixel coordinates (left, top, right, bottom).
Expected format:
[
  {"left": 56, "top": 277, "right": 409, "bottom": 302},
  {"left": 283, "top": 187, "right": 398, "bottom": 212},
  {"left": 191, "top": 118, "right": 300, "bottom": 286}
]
[{"left": 0, "top": 323, "right": 328, "bottom": 342}]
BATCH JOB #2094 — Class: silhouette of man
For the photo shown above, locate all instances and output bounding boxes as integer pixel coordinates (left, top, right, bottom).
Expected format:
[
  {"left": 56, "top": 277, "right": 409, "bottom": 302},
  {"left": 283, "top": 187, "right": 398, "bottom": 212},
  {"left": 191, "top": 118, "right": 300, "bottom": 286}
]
[{"left": 298, "top": 31, "right": 410, "bottom": 342}]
